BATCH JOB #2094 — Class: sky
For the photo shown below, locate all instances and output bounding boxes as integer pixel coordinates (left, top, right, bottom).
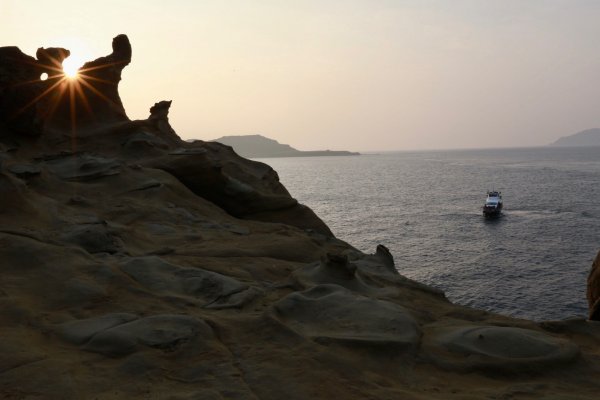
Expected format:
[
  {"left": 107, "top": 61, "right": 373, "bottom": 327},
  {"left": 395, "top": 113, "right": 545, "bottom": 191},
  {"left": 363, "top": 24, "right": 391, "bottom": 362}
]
[{"left": 2, "top": 0, "right": 600, "bottom": 151}]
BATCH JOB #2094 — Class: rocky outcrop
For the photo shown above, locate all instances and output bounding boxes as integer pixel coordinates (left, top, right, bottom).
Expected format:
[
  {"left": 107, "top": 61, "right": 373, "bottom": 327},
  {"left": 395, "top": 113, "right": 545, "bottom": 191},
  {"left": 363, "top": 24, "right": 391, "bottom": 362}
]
[
  {"left": 0, "top": 35, "right": 130, "bottom": 137},
  {"left": 144, "top": 139, "right": 333, "bottom": 235},
  {"left": 148, "top": 100, "right": 178, "bottom": 138},
  {"left": 74, "top": 34, "right": 132, "bottom": 125},
  {"left": 587, "top": 251, "right": 600, "bottom": 320},
  {"left": 0, "top": 35, "right": 599, "bottom": 400},
  {"left": 0, "top": 46, "right": 62, "bottom": 136}
]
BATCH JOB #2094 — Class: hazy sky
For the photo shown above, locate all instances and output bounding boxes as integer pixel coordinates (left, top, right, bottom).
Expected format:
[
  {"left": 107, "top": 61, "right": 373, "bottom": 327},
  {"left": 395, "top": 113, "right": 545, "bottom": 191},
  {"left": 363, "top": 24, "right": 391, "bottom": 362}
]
[{"left": 2, "top": 0, "right": 600, "bottom": 151}]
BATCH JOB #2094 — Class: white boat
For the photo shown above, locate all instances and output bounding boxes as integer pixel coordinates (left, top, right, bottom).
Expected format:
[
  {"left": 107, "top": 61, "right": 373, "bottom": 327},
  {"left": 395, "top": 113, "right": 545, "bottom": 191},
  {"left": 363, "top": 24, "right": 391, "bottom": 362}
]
[{"left": 483, "top": 191, "right": 503, "bottom": 217}]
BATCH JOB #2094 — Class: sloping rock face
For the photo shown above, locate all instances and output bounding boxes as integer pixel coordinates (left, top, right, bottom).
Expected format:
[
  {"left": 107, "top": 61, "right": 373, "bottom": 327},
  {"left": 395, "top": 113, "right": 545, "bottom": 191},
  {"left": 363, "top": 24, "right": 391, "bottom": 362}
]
[{"left": 0, "top": 36, "right": 599, "bottom": 400}]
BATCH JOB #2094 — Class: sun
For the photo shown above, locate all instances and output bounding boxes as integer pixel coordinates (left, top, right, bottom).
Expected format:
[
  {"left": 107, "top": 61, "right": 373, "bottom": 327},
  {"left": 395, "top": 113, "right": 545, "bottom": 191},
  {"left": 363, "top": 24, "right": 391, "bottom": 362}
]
[{"left": 62, "top": 56, "right": 82, "bottom": 79}]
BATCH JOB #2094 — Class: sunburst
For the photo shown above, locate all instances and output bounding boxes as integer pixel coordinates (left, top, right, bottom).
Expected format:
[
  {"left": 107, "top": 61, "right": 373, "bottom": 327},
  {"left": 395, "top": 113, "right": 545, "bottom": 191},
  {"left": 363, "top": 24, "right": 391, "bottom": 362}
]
[
  {"left": 62, "top": 57, "right": 81, "bottom": 79},
  {"left": 11, "top": 49, "right": 122, "bottom": 148}
]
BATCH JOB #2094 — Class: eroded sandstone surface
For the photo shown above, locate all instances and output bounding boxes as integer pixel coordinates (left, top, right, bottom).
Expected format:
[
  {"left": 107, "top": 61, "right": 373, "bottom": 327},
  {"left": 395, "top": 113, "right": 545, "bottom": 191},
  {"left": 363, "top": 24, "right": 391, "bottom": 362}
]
[{"left": 1, "top": 35, "right": 599, "bottom": 399}]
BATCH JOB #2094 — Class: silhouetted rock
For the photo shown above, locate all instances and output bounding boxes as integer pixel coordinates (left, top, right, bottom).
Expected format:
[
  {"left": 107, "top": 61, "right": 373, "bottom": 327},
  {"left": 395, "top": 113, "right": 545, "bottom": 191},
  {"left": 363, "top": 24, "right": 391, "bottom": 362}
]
[
  {"left": 149, "top": 100, "right": 178, "bottom": 137},
  {"left": 0, "top": 47, "right": 49, "bottom": 136},
  {"left": 0, "top": 35, "right": 131, "bottom": 138},
  {"left": 35, "top": 47, "right": 71, "bottom": 69},
  {"left": 73, "top": 34, "right": 132, "bottom": 125}
]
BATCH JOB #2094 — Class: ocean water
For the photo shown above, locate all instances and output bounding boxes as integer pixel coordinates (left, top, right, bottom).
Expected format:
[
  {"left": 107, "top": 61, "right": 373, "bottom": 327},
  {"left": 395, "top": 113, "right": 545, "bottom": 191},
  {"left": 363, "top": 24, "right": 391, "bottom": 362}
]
[{"left": 257, "top": 147, "right": 600, "bottom": 321}]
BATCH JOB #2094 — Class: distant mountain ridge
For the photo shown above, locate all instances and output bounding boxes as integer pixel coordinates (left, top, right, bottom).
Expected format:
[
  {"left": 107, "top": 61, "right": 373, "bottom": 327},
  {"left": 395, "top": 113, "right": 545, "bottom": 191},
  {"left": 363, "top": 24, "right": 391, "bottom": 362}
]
[
  {"left": 551, "top": 128, "right": 600, "bottom": 146},
  {"left": 211, "top": 134, "right": 360, "bottom": 158}
]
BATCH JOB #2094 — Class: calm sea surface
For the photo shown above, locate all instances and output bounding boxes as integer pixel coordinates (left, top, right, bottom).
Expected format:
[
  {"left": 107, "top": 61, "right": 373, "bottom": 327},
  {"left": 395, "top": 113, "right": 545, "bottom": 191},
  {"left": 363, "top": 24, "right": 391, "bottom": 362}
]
[{"left": 257, "top": 147, "right": 600, "bottom": 321}]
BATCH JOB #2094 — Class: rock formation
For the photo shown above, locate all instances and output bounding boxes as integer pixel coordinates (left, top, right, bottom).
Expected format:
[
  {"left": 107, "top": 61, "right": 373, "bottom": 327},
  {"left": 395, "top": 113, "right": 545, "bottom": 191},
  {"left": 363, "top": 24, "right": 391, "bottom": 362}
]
[
  {"left": 0, "top": 35, "right": 131, "bottom": 136},
  {"left": 587, "top": 251, "right": 600, "bottom": 320},
  {"left": 0, "top": 35, "right": 599, "bottom": 399}
]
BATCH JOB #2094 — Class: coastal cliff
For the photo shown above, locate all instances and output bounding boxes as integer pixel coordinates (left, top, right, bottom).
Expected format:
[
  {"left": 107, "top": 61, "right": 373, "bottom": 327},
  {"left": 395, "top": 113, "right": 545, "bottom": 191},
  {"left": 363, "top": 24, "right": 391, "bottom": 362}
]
[{"left": 1, "top": 36, "right": 599, "bottom": 399}]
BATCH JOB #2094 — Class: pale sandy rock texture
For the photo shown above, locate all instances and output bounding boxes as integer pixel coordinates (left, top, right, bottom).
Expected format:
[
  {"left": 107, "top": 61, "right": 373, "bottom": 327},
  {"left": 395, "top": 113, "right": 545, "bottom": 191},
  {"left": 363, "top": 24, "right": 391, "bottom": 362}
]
[{"left": 0, "top": 35, "right": 599, "bottom": 399}]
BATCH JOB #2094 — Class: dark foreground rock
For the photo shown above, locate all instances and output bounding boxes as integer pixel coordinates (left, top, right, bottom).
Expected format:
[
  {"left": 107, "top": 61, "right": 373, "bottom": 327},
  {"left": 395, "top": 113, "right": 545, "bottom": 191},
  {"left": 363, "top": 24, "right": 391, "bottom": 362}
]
[
  {"left": 587, "top": 251, "right": 600, "bottom": 320},
  {"left": 0, "top": 35, "right": 599, "bottom": 400}
]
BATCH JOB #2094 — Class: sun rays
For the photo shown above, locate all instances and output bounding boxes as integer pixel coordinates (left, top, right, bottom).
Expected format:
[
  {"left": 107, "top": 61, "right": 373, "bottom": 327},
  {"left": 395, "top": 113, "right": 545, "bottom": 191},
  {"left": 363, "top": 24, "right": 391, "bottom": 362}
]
[
  {"left": 13, "top": 51, "right": 122, "bottom": 135},
  {"left": 62, "top": 54, "right": 84, "bottom": 79}
]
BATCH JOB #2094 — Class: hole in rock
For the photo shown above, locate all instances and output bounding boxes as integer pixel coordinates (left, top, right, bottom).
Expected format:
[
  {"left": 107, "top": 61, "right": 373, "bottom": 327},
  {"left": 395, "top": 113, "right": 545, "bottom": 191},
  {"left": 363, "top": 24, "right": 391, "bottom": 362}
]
[{"left": 40, "top": 72, "right": 48, "bottom": 81}]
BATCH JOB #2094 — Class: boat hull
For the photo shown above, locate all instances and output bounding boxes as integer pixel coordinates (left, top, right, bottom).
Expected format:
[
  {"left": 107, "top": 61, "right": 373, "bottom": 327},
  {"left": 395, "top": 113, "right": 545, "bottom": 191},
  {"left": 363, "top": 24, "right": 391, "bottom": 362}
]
[{"left": 483, "top": 205, "right": 502, "bottom": 217}]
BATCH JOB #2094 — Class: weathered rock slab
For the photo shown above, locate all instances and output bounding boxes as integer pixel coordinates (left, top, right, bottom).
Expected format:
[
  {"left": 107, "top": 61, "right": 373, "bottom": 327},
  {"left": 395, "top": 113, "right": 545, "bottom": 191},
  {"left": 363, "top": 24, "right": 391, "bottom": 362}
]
[
  {"left": 119, "top": 256, "right": 256, "bottom": 308},
  {"left": 428, "top": 325, "right": 580, "bottom": 373},
  {"left": 273, "top": 284, "right": 421, "bottom": 352},
  {"left": 59, "top": 313, "right": 212, "bottom": 357},
  {"left": 45, "top": 153, "right": 121, "bottom": 181}
]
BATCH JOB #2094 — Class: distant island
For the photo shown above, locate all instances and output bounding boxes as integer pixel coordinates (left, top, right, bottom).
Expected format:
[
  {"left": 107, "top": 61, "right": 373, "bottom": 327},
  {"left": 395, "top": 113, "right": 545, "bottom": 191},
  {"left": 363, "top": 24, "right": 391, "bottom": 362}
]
[
  {"left": 211, "top": 134, "right": 360, "bottom": 158},
  {"left": 551, "top": 128, "right": 600, "bottom": 146}
]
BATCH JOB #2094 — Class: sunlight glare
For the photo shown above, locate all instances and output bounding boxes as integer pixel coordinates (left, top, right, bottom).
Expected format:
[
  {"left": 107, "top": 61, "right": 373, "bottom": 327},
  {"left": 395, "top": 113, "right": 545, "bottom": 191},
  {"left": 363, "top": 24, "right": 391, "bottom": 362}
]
[{"left": 62, "top": 56, "right": 82, "bottom": 79}]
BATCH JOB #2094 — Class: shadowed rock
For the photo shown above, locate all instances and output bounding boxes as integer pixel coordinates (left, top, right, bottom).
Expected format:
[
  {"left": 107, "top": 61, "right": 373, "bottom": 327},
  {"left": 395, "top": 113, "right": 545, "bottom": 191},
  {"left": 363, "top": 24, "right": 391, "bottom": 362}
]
[
  {"left": 122, "top": 130, "right": 170, "bottom": 153},
  {"left": 60, "top": 223, "right": 122, "bottom": 254},
  {"left": 0, "top": 47, "right": 51, "bottom": 136},
  {"left": 145, "top": 141, "right": 333, "bottom": 235},
  {"left": 45, "top": 153, "right": 121, "bottom": 181},
  {"left": 7, "top": 163, "right": 41, "bottom": 179},
  {"left": 59, "top": 314, "right": 212, "bottom": 357},
  {"left": 292, "top": 253, "right": 389, "bottom": 295},
  {"left": 428, "top": 325, "right": 579, "bottom": 374},
  {"left": 374, "top": 244, "right": 395, "bottom": 270},
  {"left": 59, "top": 313, "right": 138, "bottom": 345},
  {"left": 0, "top": 171, "right": 41, "bottom": 217},
  {"left": 272, "top": 284, "right": 421, "bottom": 353},
  {"left": 587, "top": 251, "right": 600, "bottom": 320},
  {"left": 119, "top": 256, "right": 257, "bottom": 308}
]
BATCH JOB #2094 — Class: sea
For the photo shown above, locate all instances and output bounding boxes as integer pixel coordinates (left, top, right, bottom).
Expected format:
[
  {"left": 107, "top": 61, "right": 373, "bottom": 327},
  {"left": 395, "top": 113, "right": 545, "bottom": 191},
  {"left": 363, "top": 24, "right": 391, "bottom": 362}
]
[{"left": 257, "top": 147, "right": 600, "bottom": 321}]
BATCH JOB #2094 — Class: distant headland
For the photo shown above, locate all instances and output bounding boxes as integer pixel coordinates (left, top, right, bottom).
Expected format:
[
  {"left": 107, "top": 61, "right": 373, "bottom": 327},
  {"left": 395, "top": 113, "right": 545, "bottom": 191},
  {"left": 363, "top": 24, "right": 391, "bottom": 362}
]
[
  {"left": 210, "top": 134, "right": 360, "bottom": 158},
  {"left": 551, "top": 128, "right": 600, "bottom": 146}
]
